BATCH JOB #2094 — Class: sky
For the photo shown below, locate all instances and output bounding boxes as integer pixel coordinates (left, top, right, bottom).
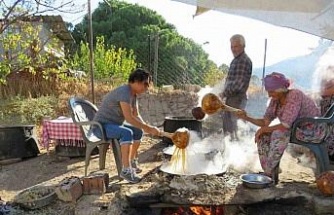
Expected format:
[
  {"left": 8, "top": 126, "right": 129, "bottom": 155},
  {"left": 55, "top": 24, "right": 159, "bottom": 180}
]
[{"left": 61, "top": 0, "right": 322, "bottom": 68}]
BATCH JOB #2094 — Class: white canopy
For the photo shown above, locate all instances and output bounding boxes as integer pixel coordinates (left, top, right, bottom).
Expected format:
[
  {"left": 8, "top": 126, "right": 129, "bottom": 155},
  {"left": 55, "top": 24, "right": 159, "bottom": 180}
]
[{"left": 172, "top": 0, "right": 334, "bottom": 40}]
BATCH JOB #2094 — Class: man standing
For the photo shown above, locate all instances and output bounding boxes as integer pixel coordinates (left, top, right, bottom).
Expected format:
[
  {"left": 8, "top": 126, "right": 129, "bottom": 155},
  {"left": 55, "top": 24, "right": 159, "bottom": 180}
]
[{"left": 220, "top": 34, "right": 252, "bottom": 141}]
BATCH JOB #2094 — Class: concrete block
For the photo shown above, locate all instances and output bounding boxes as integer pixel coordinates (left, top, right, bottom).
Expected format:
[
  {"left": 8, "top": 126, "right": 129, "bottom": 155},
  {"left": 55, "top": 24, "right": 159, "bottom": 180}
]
[
  {"left": 83, "top": 173, "right": 109, "bottom": 195},
  {"left": 55, "top": 176, "right": 83, "bottom": 202}
]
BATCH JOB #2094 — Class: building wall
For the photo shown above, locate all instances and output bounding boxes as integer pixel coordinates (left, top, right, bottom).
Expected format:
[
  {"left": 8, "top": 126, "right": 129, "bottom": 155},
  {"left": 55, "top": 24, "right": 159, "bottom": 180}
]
[{"left": 138, "top": 90, "right": 199, "bottom": 126}]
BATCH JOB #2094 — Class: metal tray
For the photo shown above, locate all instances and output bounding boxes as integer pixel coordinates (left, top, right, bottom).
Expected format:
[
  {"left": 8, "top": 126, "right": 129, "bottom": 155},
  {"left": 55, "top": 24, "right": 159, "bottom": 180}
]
[
  {"left": 240, "top": 173, "right": 273, "bottom": 189},
  {"left": 14, "top": 185, "right": 56, "bottom": 210}
]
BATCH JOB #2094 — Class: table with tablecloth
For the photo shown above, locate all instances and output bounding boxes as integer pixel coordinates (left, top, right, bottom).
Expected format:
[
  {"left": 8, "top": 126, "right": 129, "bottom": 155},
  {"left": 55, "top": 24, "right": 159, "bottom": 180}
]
[{"left": 42, "top": 117, "right": 85, "bottom": 153}]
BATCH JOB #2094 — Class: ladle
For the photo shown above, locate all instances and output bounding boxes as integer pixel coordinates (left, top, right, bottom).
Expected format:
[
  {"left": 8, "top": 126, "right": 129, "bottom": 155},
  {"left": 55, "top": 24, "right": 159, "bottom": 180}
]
[
  {"left": 201, "top": 93, "right": 241, "bottom": 114},
  {"left": 160, "top": 129, "right": 190, "bottom": 149}
]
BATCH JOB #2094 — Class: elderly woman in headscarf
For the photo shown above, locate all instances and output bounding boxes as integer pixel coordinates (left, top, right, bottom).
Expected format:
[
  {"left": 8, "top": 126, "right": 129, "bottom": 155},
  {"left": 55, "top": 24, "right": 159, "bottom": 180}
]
[
  {"left": 319, "top": 66, "right": 334, "bottom": 161},
  {"left": 320, "top": 66, "right": 334, "bottom": 115},
  {"left": 236, "top": 72, "right": 320, "bottom": 181}
]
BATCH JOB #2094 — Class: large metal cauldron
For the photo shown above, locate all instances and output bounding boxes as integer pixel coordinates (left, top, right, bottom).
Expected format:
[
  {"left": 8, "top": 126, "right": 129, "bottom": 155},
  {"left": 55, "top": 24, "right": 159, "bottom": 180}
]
[
  {"left": 163, "top": 117, "right": 202, "bottom": 145},
  {"left": 0, "top": 125, "right": 40, "bottom": 161}
]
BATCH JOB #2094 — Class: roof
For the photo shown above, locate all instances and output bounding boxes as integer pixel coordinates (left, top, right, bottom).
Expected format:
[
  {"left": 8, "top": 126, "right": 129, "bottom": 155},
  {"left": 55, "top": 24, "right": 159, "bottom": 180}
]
[
  {"left": 29, "top": 15, "right": 74, "bottom": 42},
  {"left": 0, "top": 15, "right": 74, "bottom": 42}
]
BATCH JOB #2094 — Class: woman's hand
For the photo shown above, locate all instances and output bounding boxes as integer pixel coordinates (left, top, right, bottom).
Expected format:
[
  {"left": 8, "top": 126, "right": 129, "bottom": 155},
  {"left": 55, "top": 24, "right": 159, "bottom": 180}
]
[
  {"left": 144, "top": 125, "right": 160, "bottom": 136},
  {"left": 255, "top": 129, "right": 262, "bottom": 143},
  {"left": 255, "top": 126, "right": 271, "bottom": 143}
]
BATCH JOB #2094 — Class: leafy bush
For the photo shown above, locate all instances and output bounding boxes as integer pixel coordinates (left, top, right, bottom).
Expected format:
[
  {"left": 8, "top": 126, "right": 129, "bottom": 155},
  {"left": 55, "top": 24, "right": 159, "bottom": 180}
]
[
  {"left": 68, "top": 36, "right": 137, "bottom": 85},
  {"left": 0, "top": 96, "right": 58, "bottom": 125}
]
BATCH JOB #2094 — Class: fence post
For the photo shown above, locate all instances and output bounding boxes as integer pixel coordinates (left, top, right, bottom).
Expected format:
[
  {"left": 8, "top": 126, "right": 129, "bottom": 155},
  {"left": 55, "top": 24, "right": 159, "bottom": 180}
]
[
  {"left": 147, "top": 35, "right": 151, "bottom": 73},
  {"left": 153, "top": 34, "right": 159, "bottom": 86}
]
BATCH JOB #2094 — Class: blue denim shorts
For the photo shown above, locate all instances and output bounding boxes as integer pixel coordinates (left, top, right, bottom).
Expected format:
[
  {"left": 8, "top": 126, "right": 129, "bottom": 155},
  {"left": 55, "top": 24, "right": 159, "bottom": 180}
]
[{"left": 92, "top": 122, "right": 143, "bottom": 145}]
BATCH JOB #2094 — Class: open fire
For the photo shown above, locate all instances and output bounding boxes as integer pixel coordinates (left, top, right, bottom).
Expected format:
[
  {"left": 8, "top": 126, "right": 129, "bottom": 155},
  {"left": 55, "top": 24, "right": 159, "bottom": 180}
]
[{"left": 161, "top": 205, "right": 224, "bottom": 215}]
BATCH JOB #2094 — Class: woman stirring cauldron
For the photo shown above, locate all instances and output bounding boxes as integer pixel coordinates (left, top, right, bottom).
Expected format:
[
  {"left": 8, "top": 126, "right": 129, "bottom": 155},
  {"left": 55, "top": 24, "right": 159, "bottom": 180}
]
[{"left": 235, "top": 72, "right": 320, "bottom": 182}]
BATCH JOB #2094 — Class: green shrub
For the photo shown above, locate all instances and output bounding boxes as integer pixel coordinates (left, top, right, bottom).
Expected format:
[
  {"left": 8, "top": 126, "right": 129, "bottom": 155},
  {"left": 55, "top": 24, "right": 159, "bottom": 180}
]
[{"left": 0, "top": 96, "right": 58, "bottom": 125}]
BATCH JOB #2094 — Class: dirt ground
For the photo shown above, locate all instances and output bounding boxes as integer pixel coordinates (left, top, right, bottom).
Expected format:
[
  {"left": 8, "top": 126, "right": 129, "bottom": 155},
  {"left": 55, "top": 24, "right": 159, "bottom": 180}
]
[
  {"left": 0, "top": 135, "right": 332, "bottom": 215},
  {"left": 0, "top": 136, "right": 165, "bottom": 215}
]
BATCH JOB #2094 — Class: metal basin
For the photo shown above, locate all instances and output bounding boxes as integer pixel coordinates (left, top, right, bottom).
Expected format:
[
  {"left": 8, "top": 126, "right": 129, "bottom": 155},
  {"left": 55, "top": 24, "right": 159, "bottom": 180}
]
[
  {"left": 160, "top": 148, "right": 227, "bottom": 175},
  {"left": 14, "top": 185, "right": 56, "bottom": 209},
  {"left": 240, "top": 173, "right": 273, "bottom": 189}
]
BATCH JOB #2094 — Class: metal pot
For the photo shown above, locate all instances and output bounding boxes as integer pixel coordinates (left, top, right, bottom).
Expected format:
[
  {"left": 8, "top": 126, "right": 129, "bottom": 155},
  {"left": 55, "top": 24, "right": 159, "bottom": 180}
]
[
  {"left": 163, "top": 117, "right": 202, "bottom": 145},
  {"left": 240, "top": 173, "right": 273, "bottom": 189},
  {"left": 0, "top": 125, "right": 40, "bottom": 160}
]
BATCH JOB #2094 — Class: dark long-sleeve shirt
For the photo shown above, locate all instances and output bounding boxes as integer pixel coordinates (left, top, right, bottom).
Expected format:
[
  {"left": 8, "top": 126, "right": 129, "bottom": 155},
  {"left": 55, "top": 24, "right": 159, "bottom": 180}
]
[{"left": 222, "top": 52, "right": 252, "bottom": 97}]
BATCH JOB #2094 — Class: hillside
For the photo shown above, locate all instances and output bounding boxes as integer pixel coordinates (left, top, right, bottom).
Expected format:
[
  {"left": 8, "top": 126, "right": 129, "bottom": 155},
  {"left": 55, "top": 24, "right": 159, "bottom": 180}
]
[{"left": 253, "top": 40, "right": 333, "bottom": 91}]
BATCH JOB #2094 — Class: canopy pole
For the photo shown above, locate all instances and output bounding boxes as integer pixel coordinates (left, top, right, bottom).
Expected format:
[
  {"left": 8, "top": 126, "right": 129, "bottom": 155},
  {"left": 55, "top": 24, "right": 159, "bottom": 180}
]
[
  {"left": 88, "top": 0, "right": 95, "bottom": 104},
  {"left": 262, "top": 38, "right": 267, "bottom": 92}
]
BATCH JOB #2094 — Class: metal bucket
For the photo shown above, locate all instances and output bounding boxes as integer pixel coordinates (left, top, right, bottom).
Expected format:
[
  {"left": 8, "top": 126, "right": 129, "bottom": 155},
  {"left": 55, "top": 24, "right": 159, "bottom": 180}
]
[{"left": 0, "top": 125, "right": 40, "bottom": 160}]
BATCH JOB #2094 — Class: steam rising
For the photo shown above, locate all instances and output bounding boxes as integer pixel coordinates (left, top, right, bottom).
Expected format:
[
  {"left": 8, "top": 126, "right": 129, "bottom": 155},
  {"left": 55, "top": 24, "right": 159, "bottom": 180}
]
[
  {"left": 161, "top": 47, "right": 334, "bottom": 176},
  {"left": 312, "top": 44, "right": 334, "bottom": 93},
  {"left": 161, "top": 83, "right": 264, "bottom": 175},
  {"left": 161, "top": 122, "right": 262, "bottom": 175}
]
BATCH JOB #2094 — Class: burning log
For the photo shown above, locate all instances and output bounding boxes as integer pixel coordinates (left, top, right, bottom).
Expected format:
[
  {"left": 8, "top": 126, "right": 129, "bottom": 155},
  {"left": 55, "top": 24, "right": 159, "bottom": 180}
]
[{"left": 161, "top": 205, "right": 225, "bottom": 215}]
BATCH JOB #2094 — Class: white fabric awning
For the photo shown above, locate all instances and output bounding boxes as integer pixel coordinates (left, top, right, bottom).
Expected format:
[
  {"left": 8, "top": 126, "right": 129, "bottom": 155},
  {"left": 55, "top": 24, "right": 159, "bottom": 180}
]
[{"left": 172, "top": 0, "right": 334, "bottom": 40}]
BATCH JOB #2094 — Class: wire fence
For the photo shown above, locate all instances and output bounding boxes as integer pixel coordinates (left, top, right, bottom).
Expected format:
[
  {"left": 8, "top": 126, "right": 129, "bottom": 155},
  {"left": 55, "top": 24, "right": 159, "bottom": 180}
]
[{"left": 137, "top": 34, "right": 220, "bottom": 89}]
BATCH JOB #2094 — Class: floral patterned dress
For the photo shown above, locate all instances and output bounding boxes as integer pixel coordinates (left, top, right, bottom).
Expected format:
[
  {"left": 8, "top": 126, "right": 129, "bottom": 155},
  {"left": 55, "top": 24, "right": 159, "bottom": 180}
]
[{"left": 257, "top": 89, "right": 320, "bottom": 176}]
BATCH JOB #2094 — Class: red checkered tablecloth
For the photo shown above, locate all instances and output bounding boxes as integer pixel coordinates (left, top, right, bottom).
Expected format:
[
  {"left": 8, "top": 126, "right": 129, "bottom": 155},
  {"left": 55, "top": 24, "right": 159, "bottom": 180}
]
[{"left": 42, "top": 117, "right": 84, "bottom": 151}]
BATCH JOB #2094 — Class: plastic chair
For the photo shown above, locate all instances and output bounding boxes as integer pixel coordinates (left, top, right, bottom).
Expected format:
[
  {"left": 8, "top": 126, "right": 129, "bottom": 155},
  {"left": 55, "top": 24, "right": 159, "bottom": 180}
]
[
  {"left": 68, "top": 97, "right": 122, "bottom": 177},
  {"left": 288, "top": 102, "right": 334, "bottom": 176}
]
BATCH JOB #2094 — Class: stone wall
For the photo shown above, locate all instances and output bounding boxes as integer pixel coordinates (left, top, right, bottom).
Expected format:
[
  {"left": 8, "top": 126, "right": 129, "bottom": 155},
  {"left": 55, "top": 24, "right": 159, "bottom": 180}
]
[{"left": 137, "top": 90, "right": 199, "bottom": 126}]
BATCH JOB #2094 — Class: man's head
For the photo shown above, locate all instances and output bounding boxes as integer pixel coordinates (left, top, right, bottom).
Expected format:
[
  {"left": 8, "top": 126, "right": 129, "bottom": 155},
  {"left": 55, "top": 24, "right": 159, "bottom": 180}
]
[{"left": 230, "top": 34, "right": 246, "bottom": 57}]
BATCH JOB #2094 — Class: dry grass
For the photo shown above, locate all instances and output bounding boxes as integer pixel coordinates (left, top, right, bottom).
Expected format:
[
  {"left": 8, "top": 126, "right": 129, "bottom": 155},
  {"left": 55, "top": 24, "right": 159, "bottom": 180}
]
[
  {"left": 0, "top": 73, "right": 263, "bottom": 123},
  {"left": 0, "top": 76, "right": 115, "bottom": 128}
]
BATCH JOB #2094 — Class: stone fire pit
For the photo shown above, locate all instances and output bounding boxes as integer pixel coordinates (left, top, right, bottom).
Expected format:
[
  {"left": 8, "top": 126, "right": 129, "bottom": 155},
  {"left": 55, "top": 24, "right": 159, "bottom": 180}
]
[{"left": 107, "top": 163, "right": 334, "bottom": 215}]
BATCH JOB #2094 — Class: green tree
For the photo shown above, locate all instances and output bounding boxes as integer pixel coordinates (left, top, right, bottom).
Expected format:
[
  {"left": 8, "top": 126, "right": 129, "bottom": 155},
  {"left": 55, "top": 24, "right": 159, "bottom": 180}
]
[
  {"left": 68, "top": 36, "right": 137, "bottom": 85},
  {"left": 71, "top": 0, "right": 217, "bottom": 87},
  {"left": 0, "top": 20, "right": 61, "bottom": 83},
  {"left": 219, "top": 64, "right": 229, "bottom": 73},
  {"left": 204, "top": 62, "right": 228, "bottom": 87}
]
